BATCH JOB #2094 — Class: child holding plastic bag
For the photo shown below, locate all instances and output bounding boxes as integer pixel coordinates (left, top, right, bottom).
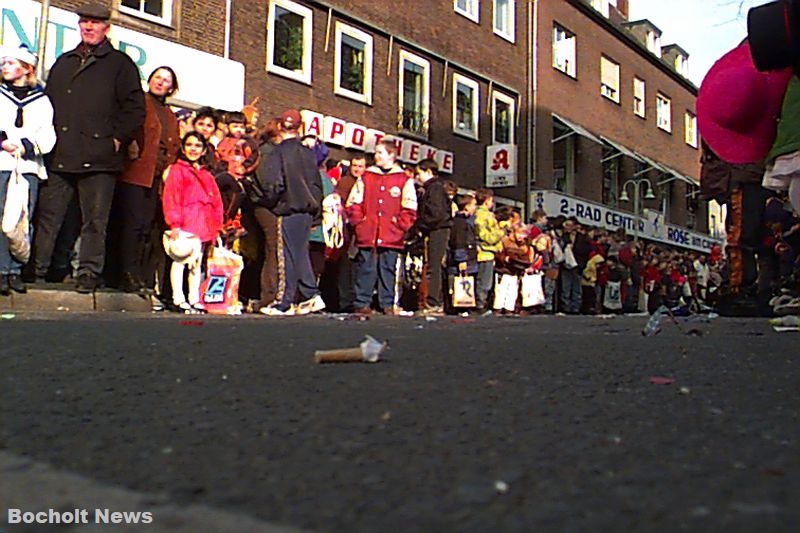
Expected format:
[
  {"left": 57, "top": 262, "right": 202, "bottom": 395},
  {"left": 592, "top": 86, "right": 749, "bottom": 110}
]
[
  {"left": 162, "top": 132, "right": 223, "bottom": 313},
  {"left": 0, "top": 45, "right": 56, "bottom": 295}
]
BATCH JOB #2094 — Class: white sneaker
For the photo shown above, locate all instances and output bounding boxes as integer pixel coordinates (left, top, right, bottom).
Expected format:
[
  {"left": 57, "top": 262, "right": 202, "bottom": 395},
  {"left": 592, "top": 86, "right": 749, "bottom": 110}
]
[
  {"left": 295, "top": 295, "right": 326, "bottom": 315},
  {"left": 259, "top": 304, "right": 295, "bottom": 316}
]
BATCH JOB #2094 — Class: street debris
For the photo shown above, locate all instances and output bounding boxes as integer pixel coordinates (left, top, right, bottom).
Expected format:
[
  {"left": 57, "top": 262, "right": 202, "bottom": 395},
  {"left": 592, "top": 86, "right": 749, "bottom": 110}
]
[
  {"left": 642, "top": 306, "right": 666, "bottom": 336},
  {"left": 679, "top": 386, "right": 691, "bottom": 395},
  {"left": 425, "top": 316, "right": 438, "bottom": 322},
  {"left": 770, "top": 315, "right": 800, "bottom": 327},
  {"left": 314, "top": 335, "right": 387, "bottom": 364},
  {"left": 380, "top": 411, "right": 392, "bottom": 421},
  {"left": 494, "top": 480, "right": 509, "bottom": 494},
  {"left": 772, "top": 326, "right": 799, "bottom": 333},
  {"left": 649, "top": 376, "right": 676, "bottom": 385},
  {"left": 1, "top": 313, "right": 16, "bottom": 320}
]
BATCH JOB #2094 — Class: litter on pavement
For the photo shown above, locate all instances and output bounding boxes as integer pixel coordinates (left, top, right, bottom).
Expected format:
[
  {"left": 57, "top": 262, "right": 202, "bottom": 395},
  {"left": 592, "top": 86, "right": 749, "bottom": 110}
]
[{"left": 314, "top": 335, "right": 387, "bottom": 364}]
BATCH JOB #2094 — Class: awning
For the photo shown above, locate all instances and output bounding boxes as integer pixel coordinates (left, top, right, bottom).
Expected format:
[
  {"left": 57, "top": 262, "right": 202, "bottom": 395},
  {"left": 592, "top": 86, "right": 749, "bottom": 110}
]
[
  {"left": 635, "top": 152, "right": 669, "bottom": 174},
  {"left": 552, "top": 113, "right": 603, "bottom": 145},
  {"left": 600, "top": 136, "right": 645, "bottom": 163},
  {"left": 658, "top": 164, "right": 698, "bottom": 187}
]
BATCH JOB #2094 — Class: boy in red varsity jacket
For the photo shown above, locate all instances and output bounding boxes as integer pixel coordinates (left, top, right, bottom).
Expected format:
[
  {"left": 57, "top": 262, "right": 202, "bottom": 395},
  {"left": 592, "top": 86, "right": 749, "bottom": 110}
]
[{"left": 346, "top": 139, "right": 417, "bottom": 315}]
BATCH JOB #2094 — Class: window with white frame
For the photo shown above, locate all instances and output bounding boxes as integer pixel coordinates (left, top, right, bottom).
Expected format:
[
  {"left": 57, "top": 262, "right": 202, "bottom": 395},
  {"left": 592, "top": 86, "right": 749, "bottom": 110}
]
[
  {"left": 633, "top": 77, "right": 645, "bottom": 118},
  {"left": 454, "top": 0, "right": 479, "bottom": 23},
  {"left": 452, "top": 73, "right": 480, "bottom": 139},
  {"left": 553, "top": 24, "right": 576, "bottom": 78},
  {"left": 120, "top": 0, "right": 173, "bottom": 25},
  {"left": 266, "top": 0, "right": 313, "bottom": 85},
  {"left": 646, "top": 30, "right": 661, "bottom": 56},
  {"left": 685, "top": 112, "right": 698, "bottom": 147},
  {"left": 600, "top": 55, "right": 620, "bottom": 103},
  {"left": 334, "top": 22, "right": 373, "bottom": 104},
  {"left": 657, "top": 93, "right": 672, "bottom": 132},
  {"left": 675, "top": 54, "right": 689, "bottom": 78},
  {"left": 493, "top": 0, "right": 515, "bottom": 42},
  {"left": 492, "top": 90, "right": 515, "bottom": 144},
  {"left": 398, "top": 50, "right": 430, "bottom": 136},
  {"left": 591, "top": 0, "right": 610, "bottom": 17}
]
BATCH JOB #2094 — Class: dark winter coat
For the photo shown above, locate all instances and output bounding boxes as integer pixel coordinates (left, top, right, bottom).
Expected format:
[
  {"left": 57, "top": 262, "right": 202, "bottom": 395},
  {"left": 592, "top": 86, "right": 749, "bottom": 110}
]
[
  {"left": 447, "top": 213, "right": 478, "bottom": 275},
  {"left": 257, "top": 137, "right": 322, "bottom": 218},
  {"left": 45, "top": 39, "right": 145, "bottom": 174},
  {"left": 416, "top": 178, "right": 452, "bottom": 233}
]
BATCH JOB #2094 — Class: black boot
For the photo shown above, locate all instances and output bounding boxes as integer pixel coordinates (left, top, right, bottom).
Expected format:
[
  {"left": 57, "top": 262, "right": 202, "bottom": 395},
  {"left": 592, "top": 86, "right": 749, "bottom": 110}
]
[
  {"left": 7, "top": 274, "right": 26, "bottom": 294},
  {"left": 0, "top": 275, "right": 9, "bottom": 296}
]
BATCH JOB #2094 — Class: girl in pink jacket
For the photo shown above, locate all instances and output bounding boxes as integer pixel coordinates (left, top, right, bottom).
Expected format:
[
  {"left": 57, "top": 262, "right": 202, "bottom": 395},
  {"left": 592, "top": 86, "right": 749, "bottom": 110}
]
[{"left": 162, "top": 132, "right": 224, "bottom": 313}]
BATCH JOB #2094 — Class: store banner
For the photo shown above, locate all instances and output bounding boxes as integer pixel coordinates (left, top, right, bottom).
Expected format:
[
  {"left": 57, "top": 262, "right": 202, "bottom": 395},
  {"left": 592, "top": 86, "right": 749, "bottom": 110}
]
[
  {"left": 532, "top": 190, "right": 722, "bottom": 253},
  {"left": 1, "top": 0, "right": 246, "bottom": 110}
]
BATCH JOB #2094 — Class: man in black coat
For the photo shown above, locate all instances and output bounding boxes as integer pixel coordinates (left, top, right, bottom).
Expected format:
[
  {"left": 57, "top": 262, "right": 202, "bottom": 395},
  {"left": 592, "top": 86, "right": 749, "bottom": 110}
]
[{"left": 33, "top": 4, "right": 145, "bottom": 293}]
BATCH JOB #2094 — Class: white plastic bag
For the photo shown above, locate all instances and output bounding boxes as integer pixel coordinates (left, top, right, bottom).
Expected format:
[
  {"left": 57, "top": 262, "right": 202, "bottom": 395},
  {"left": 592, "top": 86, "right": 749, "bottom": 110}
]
[
  {"left": 603, "top": 280, "right": 623, "bottom": 310},
  {"left": 563, "top": 243, "right": 578, "bottom": 269},
  {"left": 2, "top": 161, "right": 30, "bottom": 263},
  {"left": 521, "top": 273, "right": 545, "bottom": 307},
  {"left": 451, "top": 274, "right": 476, "bottom": 308},
  {"left": 493, "top": 273, "right": 519, "bottom": 312}
]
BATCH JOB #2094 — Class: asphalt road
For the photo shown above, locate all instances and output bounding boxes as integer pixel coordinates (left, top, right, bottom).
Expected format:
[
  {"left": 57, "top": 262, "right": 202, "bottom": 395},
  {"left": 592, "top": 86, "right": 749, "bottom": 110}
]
[{"left": 1, "top": 312, "right": 798, "bottom": 532}]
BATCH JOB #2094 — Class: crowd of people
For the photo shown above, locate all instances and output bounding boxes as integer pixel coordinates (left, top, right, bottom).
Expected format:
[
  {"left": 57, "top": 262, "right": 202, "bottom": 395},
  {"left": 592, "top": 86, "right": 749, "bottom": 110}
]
[{"left": 4, "top": 4, "right": 797, "bottom": 318}]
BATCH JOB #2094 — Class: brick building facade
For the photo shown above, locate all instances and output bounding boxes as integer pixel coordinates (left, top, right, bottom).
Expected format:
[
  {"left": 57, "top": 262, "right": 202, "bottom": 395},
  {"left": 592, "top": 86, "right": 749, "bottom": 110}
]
[{"left": 1, "top": 0, "right": 719, "bottom": 250}]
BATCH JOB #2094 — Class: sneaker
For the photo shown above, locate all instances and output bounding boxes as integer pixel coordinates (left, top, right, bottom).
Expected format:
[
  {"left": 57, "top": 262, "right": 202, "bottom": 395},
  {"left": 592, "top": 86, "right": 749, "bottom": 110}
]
[
  {"left": 75, "top": 273, "right": 102, "bottom": 294},
  {"left": 774, "top": 297, "right": 800, "bottom": 316},
  {"left": 383, "top": 306, "right": 413, "bottom": 317},
  {"left": 150, "top": 295, "right": 166, "bottom": 312},
  {"left": 259, "top": 304, "right": 295, "bottom": 316},
  {"left": 422, "top": 305, "right": 444, "bottom": 316},
  {"left": 295, "top": 294, "right": 326, "bottom": 315}
]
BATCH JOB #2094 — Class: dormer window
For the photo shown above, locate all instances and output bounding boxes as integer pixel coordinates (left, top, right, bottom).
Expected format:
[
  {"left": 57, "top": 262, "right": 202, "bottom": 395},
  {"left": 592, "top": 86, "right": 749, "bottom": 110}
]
[
  {"left": 591, "top": 0, "right": 610, "bottom": 18},
  {"left": 675, "top": 54, "right": 690, "bottom": 78},
  {"left": 646, "top": 30, "right": 661, "bottom": 56}
]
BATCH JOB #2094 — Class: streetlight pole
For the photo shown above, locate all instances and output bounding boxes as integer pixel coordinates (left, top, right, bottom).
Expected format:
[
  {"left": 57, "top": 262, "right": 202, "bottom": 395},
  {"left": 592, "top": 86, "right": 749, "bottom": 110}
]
[{"left": 619, "top": 177, "right": 655, "bottom": 244}]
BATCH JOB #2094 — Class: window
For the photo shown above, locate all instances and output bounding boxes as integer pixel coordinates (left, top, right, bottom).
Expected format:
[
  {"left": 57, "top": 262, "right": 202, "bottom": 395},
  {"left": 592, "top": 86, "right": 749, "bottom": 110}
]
[
  {"left": 120, "top": 0, "right": 173, "bottom": 25},
  {"left": 492, "top": 90, "right": 515, "bottom": 144},
  {"left": 657, "top": 93, "right": 672, "bottom": 132},
  {"left": 675, "top": 54, "right": 689, "bottom": 78},
  {"left": 591, "top": 0, "right": 610, "bottom": 17},
  {"left": 686, "top": 185, "right": 699, "bottom": 229},
  {"left": 454, "top": 0, "right": 479, "bottom": 23},
  {"left": 266, "top": 0, "right": 313, "bottom": 85},
  {"left": 646, "top": 30, "right": 661, "bottom": 56},
  {"left": 685, "top": 112, "right": 698, "bottom": 148},
  {"left": 398, "top": 50, "right": 430, "bottom": 136},
  {"left": 601, "top": 144, "right": 620, "bottom": 207},
  {"left": 493, "top": 0, "right": 515, "bottom": 42},
  {"left": 553, "top": 24, "right": 576, "bottom": 78},
  {"left": 334, "top": 23, "right": 373, "bottom": 104},
  {"left": 633, "top": 77, "right": 645, "bottom": 118},
  {"left": 600, "top": 56, "right": 620, "bottom": 103},
  {"left": 453, "top": 74, "right": 480, "bottom": 139}
]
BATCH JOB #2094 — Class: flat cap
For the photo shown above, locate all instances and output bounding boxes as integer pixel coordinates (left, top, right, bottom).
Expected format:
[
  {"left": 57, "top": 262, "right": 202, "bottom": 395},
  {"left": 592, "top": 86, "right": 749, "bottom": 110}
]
[{"left": 76, "top": 3, "right": 111, "bottom": 21}]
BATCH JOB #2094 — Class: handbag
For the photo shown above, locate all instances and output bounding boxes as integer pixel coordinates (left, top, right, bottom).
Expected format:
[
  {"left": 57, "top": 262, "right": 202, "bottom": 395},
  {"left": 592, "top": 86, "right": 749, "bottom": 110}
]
[
  {"left": 521, "top": 273, "right": 545, "bottom": 307},
  {"left": 451, "top": 274, "right": 477, "bottom": 308},
  {"left": 200, "top": 239, "right": 244, "bottom": 315},
  {"left": 2, "top": 158, "right": 31, "bottom": 263}
]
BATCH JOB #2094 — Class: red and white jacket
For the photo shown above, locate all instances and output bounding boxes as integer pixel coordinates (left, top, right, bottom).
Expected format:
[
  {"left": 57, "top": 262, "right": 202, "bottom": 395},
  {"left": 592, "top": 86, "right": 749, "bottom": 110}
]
[
  {"left": 346, "top": 164, "right": 417, "bottom": 250},
  {"left": 162, "top": 159, "right": 224, "bottom": 243}
]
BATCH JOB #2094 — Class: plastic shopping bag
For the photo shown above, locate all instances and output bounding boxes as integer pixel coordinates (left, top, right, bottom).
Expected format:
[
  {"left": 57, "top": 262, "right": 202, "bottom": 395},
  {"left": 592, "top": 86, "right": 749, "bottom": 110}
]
[
  {"left": 2, "top": 163, "right": 30, "bottom": 263},
  {"left": 451, "top": 274, "right": 477, "bottom": 308},
  {"left": 200, "top": 242, "right": 244, "bottom": 315},
  {"left": 603, "top": 280, "right": 623, "bottom": 310},
  {"left": 521, "top": 273, "right": 545, "bottom": 307}
]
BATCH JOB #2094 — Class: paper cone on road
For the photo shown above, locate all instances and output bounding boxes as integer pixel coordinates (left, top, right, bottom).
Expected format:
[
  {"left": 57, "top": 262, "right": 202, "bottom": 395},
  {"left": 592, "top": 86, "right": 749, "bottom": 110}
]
[{"left": 314, "top": 335, "right": 387, "bottom": 364}]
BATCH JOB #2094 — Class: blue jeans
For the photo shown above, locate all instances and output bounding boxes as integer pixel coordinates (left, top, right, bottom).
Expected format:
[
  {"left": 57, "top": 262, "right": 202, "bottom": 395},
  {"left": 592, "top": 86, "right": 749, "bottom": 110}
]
[
  {"left": 0, "top": 170, "right": 39, "bottom": 275},
  {"left": 476, "top": 260, "right": 494, "bottom": 309},
  {"left": 560, "top": 267, "right": 582, "bottom": 313},
  {"left": 353, "top": 248, "right": 400, "bottom": 311}
]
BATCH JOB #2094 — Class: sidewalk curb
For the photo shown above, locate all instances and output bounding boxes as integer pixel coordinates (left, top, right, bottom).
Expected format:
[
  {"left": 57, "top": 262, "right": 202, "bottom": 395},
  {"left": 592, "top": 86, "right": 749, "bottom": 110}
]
[{"left": 0, "top": 284, "right": 151, "bottom": 313}]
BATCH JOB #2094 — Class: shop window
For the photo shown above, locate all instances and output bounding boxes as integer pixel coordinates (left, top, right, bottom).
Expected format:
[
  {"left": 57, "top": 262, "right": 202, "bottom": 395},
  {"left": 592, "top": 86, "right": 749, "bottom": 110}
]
[
  {"left": 600, "top": 55, "right": 620, "bottom": 103},
  {"left": 453, "top": 73, "right": 480, "bottom": 139},
  {"left": 454, "top": 0, "right": 479, "bottom": 23},
  {"left": 657, "top": 93, "right": 672, "bottom": 132},
  {"left": 334, "top": 22, "right": 373, "bottom": 104},
  {"left": 553, "top": 24, "right": 576, "bottom": 78},
  {"left": 492, "top": 90, "right": 515, "bottom": 145},
  {"left": 686, "top": 184, "right": 699, "bottom": 229},
  {"left": 120, "top": 0, "right": 173, "bottom": 25},
  {"left": 684, "top": 112, "right": 698, "bottom": 148},
  {"left": 267, "top": 0, "right": 313, "bottom": 85},
  {"left": 493, "top": 0, "right": 515, "bottom": 42},
  {"left": 601, "top": 144, "right": 620, "bottom": 207},
  {"left": 398, "top": 50, "right": 430, "bottom": 136},
  {"left": 633, "top": 77, "right": 645, "bottom": 118}
]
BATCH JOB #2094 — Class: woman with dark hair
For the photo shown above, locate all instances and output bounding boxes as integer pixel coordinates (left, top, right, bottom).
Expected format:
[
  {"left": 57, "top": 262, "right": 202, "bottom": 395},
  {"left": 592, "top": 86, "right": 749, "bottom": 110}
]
[{"left": 114, "top": 66, "right": 180, "bottom": 293}]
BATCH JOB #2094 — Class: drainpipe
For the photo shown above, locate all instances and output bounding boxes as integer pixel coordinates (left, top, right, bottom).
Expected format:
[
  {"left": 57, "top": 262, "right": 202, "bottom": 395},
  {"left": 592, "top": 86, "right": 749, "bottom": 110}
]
[
  {"left": 36, "top": 0, "right": 51, "bottom": 81},
  {"left": 525, "top": 0, "right": 538, "bottom": 220},
  {"left": 223, "top": 0, "right": 232, "bottom": 58}
]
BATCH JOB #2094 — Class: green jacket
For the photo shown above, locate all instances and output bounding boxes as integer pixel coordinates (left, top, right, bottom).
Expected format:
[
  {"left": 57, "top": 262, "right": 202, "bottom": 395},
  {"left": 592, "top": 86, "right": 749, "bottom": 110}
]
[
  {"left": 474, "top": 205, "right": 505, "bottom": 262},
  {"left": 767, "top": 75, "right": 800, "bottom": 163}
]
